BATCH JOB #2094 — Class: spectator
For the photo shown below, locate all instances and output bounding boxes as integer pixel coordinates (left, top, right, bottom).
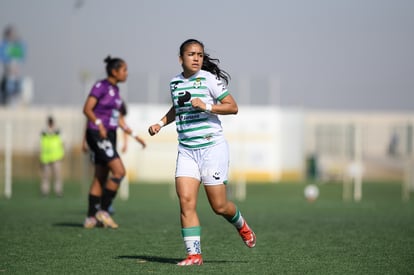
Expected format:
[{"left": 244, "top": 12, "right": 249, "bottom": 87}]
[
  {"left": 0, "top": 25, "right": 26, "bottom": 106},
  {"left": 40, "top": 116, "right": 65, "bottom": 197}
]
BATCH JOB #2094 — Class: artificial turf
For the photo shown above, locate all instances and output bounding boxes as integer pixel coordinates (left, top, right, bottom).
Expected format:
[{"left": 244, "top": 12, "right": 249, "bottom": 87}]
[{"left": 1, "top": 180, "right": 413, "bottom": 274}]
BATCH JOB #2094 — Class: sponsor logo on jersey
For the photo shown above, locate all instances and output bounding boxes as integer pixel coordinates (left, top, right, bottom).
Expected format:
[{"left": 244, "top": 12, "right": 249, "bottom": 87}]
[
  {"left": 179, "top": 114, "right": 200, "bottom": 121},
  {"left": 177, "top": 91, "right": 191, "bottom": 107}
]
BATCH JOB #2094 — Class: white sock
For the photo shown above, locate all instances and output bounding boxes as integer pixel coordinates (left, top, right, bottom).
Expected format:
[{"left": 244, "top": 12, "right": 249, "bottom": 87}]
[{"left": 183, "top": 236, "right": 201, "bottom": 255}]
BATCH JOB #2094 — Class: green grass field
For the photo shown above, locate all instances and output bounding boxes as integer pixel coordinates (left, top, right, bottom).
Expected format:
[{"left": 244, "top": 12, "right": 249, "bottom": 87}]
[{"left": 1, "top": 181, "right": 413, "bottom": 274}]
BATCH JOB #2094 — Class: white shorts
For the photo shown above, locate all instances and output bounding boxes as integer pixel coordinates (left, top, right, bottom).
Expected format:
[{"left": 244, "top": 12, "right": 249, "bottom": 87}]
[{"left": 175, "top": 141, "right": 229, "bottom": 185}]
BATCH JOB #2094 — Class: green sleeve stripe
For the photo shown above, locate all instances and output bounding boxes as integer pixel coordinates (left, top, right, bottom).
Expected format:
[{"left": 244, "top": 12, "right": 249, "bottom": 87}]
[{"left": 217, "top": 91, "right": 229, "bottom": 101}]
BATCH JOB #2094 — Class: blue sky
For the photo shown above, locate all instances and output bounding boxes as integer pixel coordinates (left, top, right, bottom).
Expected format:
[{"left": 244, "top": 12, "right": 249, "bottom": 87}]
[{"left": 0, "top": 0, "right": 413, "bottom": 110}]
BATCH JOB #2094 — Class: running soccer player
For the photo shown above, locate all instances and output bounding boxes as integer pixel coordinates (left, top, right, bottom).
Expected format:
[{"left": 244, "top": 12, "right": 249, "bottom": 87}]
[
  {"left": 83, "top": 56, "right": 146, "bottom": 229},
  {"left": 148, "top": 39, "right": 256, "bottom": 266}
]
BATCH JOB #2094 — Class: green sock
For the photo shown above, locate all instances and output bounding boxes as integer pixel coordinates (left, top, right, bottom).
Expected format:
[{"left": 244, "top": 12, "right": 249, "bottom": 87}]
[{"left": 227, "top": 209, "right": 245, "bottom": 229}]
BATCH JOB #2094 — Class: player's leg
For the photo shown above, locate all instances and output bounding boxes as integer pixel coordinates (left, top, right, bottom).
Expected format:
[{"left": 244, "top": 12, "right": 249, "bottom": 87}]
[
  {"left": 205, "top": 184, "right": 256, "bottom": 248},
  {"left": 40, "top": 163, "right": 51, "bottom": 196},
  {"left": 95, "top": 157, "right": 125, "bottom": 229},
  {"left": 202, "top": 141, "right": 256, "bottom": 248},
  {"left": 101, "top": 157, "right": 125, "bottom": 210},
  {"left": 84, "top": 164, "right": 109, "bottom": 228},
  {"left": 52, "top": 160, "right": 63, "bottom": 197},
  {"left": 176, "top": 176, "right": 203, "bottom": 266}
]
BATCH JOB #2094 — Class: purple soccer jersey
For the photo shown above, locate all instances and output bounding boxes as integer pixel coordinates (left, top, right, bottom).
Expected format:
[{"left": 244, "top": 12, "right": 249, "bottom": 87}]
[{"left": 87, "top": 79, "right": 122, "bottom": 131}]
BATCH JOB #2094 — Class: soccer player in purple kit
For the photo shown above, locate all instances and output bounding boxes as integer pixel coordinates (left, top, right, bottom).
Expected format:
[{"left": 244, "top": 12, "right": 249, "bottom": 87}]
[{"left": 82, "top": 56, "right": 146, "bottom": 229}]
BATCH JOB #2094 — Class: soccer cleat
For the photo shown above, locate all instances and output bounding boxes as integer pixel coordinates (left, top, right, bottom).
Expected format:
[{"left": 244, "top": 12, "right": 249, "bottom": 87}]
[
  {"left": 176, "top": 254, "right": 203, "bottom": 266},
  {"left": 95, "top": 210, "right": 119, "bottom": 229},
  {"left": 83, "top": 217, "right": 98, "bottom": 229},
  {"left": 238, "top": 221, "right": 256, "bottom": 248}
]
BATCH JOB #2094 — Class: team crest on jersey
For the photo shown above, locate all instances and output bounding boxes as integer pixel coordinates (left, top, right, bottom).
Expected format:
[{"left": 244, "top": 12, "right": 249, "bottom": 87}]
[
  {"left": 109, "top": 88, "right": 115, "bottom": 96},
  {"left": 193, "top": 78, "right": 202, "bottom": 89}
]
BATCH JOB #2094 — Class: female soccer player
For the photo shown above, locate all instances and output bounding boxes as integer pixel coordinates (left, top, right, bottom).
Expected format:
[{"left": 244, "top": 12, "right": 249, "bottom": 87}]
[
  {"left": 83, "top": 56, "right": 146, "bottom": 229},
  {"left": 148, "top": 39, "right": 256, "bottom": 265}
]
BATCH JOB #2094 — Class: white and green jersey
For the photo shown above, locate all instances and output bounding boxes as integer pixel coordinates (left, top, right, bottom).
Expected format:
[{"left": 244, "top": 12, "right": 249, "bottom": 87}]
[{"left": 170, "top": 69, "right": 229, "bottom": 149}]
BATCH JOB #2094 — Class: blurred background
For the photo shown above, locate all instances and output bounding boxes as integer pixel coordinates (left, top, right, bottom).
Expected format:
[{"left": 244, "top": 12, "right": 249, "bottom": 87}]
[{"left": 0, "top": 0, "right": 413, "bottom": 200}]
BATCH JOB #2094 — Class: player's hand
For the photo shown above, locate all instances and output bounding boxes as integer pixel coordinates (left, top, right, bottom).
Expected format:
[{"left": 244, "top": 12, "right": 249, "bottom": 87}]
[
  {"left": 98, "top": 124, "right": 107, "bottom": 139},
  {"left": 121, "top": 144, "right": 127, "bottom": 153},
  {"left": 82, "top": 140, "right": 89, "bottom": 153},
  {"left": 191, "top": 98, "right": 207, "bottom": 111},
  {"left": 135, "top": 136, "right": 147, "bottom": 149},
  {"left": 148, "top": 124, "right": 161, "bottom": 136}
]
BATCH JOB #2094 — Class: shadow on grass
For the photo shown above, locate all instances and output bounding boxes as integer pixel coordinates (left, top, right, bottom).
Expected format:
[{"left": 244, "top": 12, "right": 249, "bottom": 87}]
[
  {"left": 117, "top": 255, "right": 180, "bottom": 264},
  {"left": 117, "top": 255, "right": 246, "bottom": 264},
  {"left": 52, "top": 222, "right": 84, "bottom": 228}
]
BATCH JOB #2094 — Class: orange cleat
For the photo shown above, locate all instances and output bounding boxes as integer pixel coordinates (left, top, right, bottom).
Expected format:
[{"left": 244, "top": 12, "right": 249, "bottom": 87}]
[
  {"left": 238, "top": 221, "right": 256, "bottom": 248},
  {"left": 177, "top": 254, "right": 203, "bottom": 266}
]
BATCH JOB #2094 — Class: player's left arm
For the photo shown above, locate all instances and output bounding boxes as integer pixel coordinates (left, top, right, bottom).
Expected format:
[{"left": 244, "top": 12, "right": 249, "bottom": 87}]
[
  {"left": 213, "top": 94, "right": 238, "bottom": 115},
  {"left": 193, "top": 93, "right": 238, "bottom": 115},
  {"left": 191, "top": 75, "right": 238, "bottom": 115}
]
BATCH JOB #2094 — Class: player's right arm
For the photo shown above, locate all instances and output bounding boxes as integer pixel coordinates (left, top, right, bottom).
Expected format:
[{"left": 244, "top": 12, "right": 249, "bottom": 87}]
[
  {"left": 83, "top": 96, "right": 107, "bottom": 139},
  {"left": 148, "top": 106, "right": 176, "bottom": 136}
]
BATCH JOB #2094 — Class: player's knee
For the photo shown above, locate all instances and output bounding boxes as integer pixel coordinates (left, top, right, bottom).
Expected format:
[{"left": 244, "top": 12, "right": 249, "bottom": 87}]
[
  {"left": 113, "top": 168, "right": 126, "bottom": 179},
  {"left": 211, "top": 204, "right": 227, "bottom": 216},
  {"left": 110, "top": 176, "right": 124, "bottom": 185}
]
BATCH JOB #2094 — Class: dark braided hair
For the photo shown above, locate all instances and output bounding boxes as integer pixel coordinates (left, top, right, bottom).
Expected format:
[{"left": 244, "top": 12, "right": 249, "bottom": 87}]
[
  {"left": 179, "top": 39, "right": 231, "bottom": 85},
  {"left": 104, "top": 55, "right": 125, "bottom": 77}
]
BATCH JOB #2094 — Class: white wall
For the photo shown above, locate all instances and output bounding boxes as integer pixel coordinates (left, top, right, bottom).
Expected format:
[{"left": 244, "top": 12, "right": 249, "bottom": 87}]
[
  {"left": 1, "top": 106, "right": 412, "bottom": 183},
  {"left": 125, "top": 105, "right": 304, "bottom": 183}
]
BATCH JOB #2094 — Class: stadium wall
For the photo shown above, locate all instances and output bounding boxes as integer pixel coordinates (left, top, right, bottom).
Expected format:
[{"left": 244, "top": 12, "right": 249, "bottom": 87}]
[{"left": 0, "top": 106, "right": 413, "bottom": 185}]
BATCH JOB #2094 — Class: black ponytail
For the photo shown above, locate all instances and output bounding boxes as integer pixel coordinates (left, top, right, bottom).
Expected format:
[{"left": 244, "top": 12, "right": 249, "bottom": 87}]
[
  {"left": 104, "top": 55, "right": 125, "bottom": 77},
  {"left": 179, "top": 39, "right": 231, "bottom": 85}
]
